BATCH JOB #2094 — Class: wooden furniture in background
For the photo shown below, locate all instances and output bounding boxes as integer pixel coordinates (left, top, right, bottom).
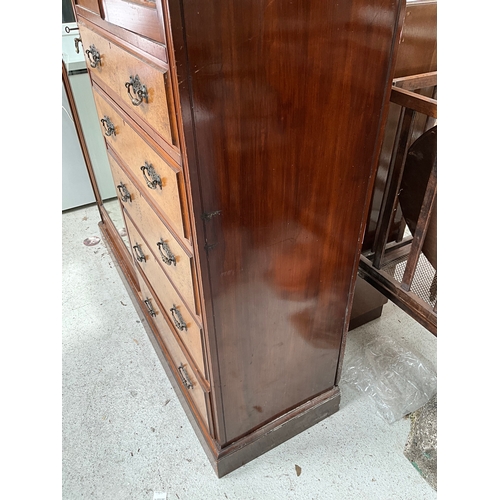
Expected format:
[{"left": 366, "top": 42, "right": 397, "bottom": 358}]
[
  {"left": 70, "top": 0, "right": 405, "bottom": 476},
  {"left": 359, "top": 72, "right": 437, "bottom": 335},
  {"left": 350, "top": 0, "right": 436, "bottom": 330},
  {"left": 363, "top": 0, "right": 437, "bottom": 251}
]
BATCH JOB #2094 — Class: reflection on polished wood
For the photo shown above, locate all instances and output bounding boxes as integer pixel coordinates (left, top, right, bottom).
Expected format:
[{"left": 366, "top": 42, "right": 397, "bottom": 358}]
[
  {"left": 72, "top": 0, "right": 406, "bottom": 476},
  {"left": 171, "top": 0, "right": 405, "bottom": 444}
]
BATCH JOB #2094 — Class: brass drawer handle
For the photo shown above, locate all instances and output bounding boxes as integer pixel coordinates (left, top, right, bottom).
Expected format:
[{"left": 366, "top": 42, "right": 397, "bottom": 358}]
[
  {"left": 100, "top": 116, "right": 116, "bottom": 137},
  {"left": 144, "top": 298, "right": 156, "bottom": 317},
  {"left": 117, "top": 182, "right": 131, "bottom": 203},
  {"left": 133, "top": 243, "right": 146, "bottom": 263},
  {"left": 170, "top": 305, "right": 187, "bottom": 332},
  {"left": 178, "top": 365, "right": 193, "bottom": 389},
  {"left": 140, "top": 162, "right": 162, "bottom": 190},
  {"left": 157, "top": 239, "right": 176, "bottom": 266},
  {"left": 85, "top": 44, "right": 101, "bottom": 68},
  {"left": 125, "top": 75, "right": 148, "bottom": 106}
]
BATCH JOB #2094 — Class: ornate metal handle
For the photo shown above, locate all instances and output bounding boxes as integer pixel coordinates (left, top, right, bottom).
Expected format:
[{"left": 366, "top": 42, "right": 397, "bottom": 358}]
[
  {"left": 117, "top": 182, "right": 131, "bottom": 203},
  {"left": 144, "top": 299, "right": 156, "bottom": 317},
  {"left": 100, "top": 116, "right": 116, "bottom": 137},
  {"left": 157, "top": 239, "right": 176, "bottom": 266},
  {"left": 133, "top": 243, "right": 146, "bottom": 263},
  {"left": 85, "top": 44, "right": 101, "bottom": 68},
  {"left": 125, "top": 75, "right": 148, "bottom": 106},
  {"left": 170, "top": 305, "right": 187, "bottom": 332},
  {"left": 178, "top": 365, "right": 193, "bottom": 389},
  {"left": 140, "top": 162, "right": 162, "bottom": 190}
]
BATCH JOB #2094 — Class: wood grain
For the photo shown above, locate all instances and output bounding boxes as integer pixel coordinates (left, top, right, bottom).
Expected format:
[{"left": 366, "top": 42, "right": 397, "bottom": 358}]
[
  {"left": 174, "top": 0, "right": 404, "bottom": 443},
  {"left": 74, "top": 0, "right": 101, "bottom": 15},
  {"left": 135, "top": 266, "right": 210, "bottom": 426},
  {"left": 107, "top": 152, "right": 198, "bottom": 315},
  {"left": 390, "top": 87, "right": 437, "bottom": 119},
  {"left": 363, "top": 0, "right": 436, "bottom": 250},
  {"left": 92, "top": 87, "right": 187, "bottom": 241},
  {"left": 101, "top": 0, "right": 165, "bottom": 44},
  {"left": 79, "top": 22, "right": 175, "bottom": 146},
  {"left": 124, "top": 209, "right": 207, "bottom": 379},
  {"left": 75, "top": 6, "right": 168, "bottom": 63}
]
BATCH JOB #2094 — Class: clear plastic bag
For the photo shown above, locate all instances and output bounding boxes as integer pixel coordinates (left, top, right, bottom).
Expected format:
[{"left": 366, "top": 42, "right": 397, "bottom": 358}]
[{"left": 341, "top": 334, "right": 437, "bottom": 424}]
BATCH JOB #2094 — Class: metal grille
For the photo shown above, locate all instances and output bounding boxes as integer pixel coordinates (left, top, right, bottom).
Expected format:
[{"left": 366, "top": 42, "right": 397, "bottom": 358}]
[{"left": 380, "top": 251, "right": 437, "bottom": 308}]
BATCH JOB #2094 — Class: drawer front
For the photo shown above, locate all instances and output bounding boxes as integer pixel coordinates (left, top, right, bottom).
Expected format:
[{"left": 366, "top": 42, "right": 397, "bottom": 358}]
[
  {"left": 107, "top": 153, "right": 197, "bottom": 314},
  {"left": 74, "top": 0, "right": 101, "bottom": 15},
  {"left": 136, "top": 271, "right": 209, "bottom": 429},
  {"left": 93, "top": 89, "right": 186, "bottom": 240},
  {"left": 124, "top": 210, "right": 206, "bottom": 379},
  {"left": 101, "top": 0, "right": 164, "bottom": 44},
  {"left": 79, "top": 23, "right": 175, "bottom": 147}
]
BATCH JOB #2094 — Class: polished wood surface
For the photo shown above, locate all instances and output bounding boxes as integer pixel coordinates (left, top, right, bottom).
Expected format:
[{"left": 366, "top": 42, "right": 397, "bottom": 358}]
[
  {"left": 107, "top": 152, "right": 198, "bottom": 314},
  {"left": 126, "top": 210, "right": 207, "bottom": 380},
  {"left": 92, "top": 87, "right": 188, "bottom": 241},
  {"left": 101, "top": 0, "right": 165, "bottom": 44},
  {"left": 75, "top": 5, "right": 168, "bottom": 63},
  {"left": 135, "top": 267, "right": 210, "bottom": 426},
  {"left": 79, "top": 22, "right": 175, "bottom": 146},
  {"left": 73, "top": 0, "right": 406, "bottom": 474},
  {"left": 171, "top": 0, "right": 404, "bottom": 444}
]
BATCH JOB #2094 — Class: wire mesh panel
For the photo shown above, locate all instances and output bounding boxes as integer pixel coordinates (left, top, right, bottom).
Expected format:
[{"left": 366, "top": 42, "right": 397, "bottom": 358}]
[{"left": 381, "top": 252, "right": 436, "bottom": 309}]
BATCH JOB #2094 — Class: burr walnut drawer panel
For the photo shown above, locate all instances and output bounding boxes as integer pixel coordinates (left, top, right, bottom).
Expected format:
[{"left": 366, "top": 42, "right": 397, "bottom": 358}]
[
  {"left": 123, "top": 209, "right": 207, "bottom": 380},
  {"left": 93, "top": 88, "right": 187, "bottom": 241},
  {"left": 107, "top": 153, "right": 197, "bottom": 315},
  {"left": 79, "top": 23, "right": 176, "bottom": 147},
  {"left": 135, "top": 270, "right": 210, "bottom": 429}
]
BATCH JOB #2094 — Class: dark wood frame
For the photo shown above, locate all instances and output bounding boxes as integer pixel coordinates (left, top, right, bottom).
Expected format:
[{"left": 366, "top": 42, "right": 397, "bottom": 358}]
[
  {"left": 63, "top": 51, "right": 341, "bottom": 479},
  {"left": 358, "top": 71, "right": 437, "bottom": 335},
  {"left": 66, "top": 0, "right": 409, "bottom": 476}
]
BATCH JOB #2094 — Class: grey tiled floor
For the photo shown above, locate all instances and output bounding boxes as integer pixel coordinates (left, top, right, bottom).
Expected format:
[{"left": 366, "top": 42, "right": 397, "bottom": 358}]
[{"left": 62, "top": 204, "right": 437, "bottom": 500}]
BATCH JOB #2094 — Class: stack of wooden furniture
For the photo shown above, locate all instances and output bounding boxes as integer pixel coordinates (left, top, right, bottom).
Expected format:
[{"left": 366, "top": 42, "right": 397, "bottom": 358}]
[
  {"left": 70, "top": 0, "right": 405, "bottom": 476},
  {"left": 359, "top": 0, "right": 437, "bottom": 334}
]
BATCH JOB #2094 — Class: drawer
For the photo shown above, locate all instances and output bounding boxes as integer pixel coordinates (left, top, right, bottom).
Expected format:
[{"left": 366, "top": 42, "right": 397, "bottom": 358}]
[
  {"left": 136, "top": 270, "right": 209, "bottom": 429},
  {"left": 79, "top": 23, "right": 176, "bottom": 148},
  {"left": 101, "top": 0, "right": 165, "bottom": 44},
  {"left": 93, "top": 88, "right": 187, "bottom": 241},
  {"left": 107, "top": 153, "right": 197, "bottom": 314},
  {"left": 74, "top": 0, "right": 101, "bottom": 15},
  {"left": 124, "top": 209, "right": 206, "bottom": 380}
]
